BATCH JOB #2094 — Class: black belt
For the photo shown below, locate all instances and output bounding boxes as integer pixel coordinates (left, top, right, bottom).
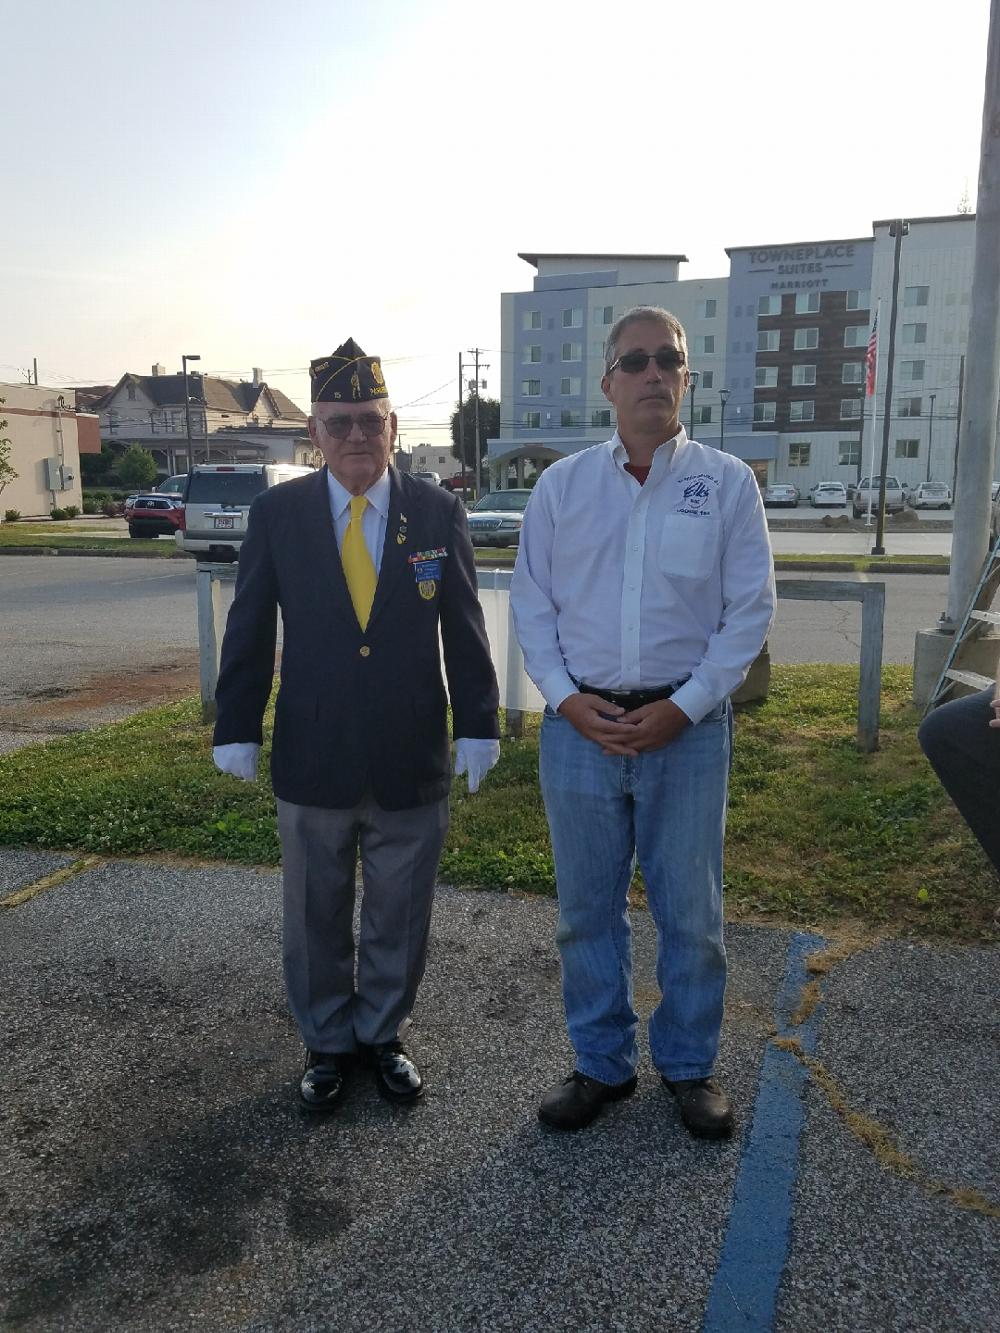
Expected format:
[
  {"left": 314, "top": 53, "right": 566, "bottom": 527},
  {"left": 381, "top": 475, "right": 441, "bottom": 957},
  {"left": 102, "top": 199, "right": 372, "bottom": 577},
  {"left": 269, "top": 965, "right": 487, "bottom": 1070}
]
[{"left": 576, "top": 681, "right": 679, "bottom": 709}]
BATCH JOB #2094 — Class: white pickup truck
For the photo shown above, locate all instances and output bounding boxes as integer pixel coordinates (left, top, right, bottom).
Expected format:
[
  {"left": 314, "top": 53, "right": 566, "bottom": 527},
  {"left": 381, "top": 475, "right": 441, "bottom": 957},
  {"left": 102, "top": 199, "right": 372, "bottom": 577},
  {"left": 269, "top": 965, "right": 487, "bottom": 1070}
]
[{"left": 847, "top": 474, "right": 906, "bottom": 519}]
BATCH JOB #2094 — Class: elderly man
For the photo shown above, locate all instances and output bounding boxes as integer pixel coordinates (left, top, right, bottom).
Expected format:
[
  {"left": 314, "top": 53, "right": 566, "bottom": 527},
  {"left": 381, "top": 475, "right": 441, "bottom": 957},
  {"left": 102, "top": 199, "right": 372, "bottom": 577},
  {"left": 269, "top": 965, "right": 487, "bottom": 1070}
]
[
  {"left": 213, "top": 338, "right": 500, "bottom": 1110},
  {"left": 511, "top": 306, "right": 775, "bottom": 1138}
]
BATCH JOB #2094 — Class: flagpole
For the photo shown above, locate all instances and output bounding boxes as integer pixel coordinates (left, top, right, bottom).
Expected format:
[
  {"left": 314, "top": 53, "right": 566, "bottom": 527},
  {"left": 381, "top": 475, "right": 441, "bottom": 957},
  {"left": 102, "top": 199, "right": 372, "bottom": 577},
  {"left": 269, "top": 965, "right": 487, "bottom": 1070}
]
[{"left": 864, "top": 298, "right": 882, "bottom": 526}]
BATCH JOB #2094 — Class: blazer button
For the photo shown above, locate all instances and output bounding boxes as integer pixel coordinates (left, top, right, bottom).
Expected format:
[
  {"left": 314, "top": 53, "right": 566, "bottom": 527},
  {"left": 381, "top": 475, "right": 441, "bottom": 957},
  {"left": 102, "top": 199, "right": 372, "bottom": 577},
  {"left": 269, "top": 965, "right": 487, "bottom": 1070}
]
[{"left": 359, "top": 645, "right": 371, "bottom": 658}]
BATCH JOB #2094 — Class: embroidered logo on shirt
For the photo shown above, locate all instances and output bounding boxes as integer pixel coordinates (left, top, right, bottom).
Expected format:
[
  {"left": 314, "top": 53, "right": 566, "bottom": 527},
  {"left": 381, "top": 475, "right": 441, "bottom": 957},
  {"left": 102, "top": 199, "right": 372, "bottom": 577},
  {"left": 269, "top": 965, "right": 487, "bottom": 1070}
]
[
  {"left": 409, "top": 551, "right": 445, "bottom": 601},
  {"left": 675, "top": 472, "right": 719, "bottom": 518}
]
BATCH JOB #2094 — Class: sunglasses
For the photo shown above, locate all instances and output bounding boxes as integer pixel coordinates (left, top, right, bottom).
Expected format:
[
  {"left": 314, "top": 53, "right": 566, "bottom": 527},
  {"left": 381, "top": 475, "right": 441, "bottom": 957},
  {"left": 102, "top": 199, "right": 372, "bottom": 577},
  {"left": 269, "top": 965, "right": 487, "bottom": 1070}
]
[
  {"left": 609, "top": 349, "right": 686, "bottom": 374},
  {"left": 319, "top": 411, "right": 389, "bottom": 440}
]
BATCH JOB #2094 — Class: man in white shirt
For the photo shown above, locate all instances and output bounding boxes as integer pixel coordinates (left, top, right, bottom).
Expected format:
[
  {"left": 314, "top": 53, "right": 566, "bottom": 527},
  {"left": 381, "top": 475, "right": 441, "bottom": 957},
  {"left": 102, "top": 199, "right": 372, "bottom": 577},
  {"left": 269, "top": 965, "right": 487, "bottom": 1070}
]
[
  {"left": 212, "top": 339, "right": 500, "bottom": 1112},
  {"left": 511, "top": 306, "right": 775, "bottom": 1137}
]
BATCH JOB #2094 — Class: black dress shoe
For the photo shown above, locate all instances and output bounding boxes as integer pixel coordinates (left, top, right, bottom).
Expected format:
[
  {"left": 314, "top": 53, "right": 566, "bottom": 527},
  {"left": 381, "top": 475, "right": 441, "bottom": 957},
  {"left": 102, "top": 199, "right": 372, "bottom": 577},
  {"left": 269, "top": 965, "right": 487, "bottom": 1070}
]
[
  {"left": 299, "top": 1050, "right": 353, "bottom": 1112},
  {"left": 661, "top": 1076, "right": 735, "bottom": 1139},
  {"left": 361, "top": 1041, "right": 423, "bottom": 1103},
  {"left": 538, "top": 1070, "right": 638, "bottom": 1131}
]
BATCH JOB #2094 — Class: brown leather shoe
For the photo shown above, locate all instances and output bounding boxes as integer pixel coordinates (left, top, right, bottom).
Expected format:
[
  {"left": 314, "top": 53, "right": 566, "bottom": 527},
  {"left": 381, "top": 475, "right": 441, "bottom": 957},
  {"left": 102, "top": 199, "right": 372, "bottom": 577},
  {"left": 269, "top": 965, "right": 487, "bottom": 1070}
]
[
  {"left": 661, "top": 1076, "right": 734, "bottom": 1139},
  {"left": 538, "top": 1071, "right": 638, "bottom": 1130}
]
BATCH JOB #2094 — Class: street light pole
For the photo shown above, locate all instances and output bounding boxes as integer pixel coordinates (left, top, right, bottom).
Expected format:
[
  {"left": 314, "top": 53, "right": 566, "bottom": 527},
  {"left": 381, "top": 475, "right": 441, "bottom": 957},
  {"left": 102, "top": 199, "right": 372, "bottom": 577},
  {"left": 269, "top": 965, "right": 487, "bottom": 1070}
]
[
  {"left": 872, "top": 220, "right": 908, "bottom": 556},
  {"left": 688, "top": 369, "right": 700, "bottom": 437},
  {"left": 926, "top": 392, "right": 936, "bottom": 482},
  {"left": 181, "top": 353, "right": 201, "bottom": 475},
  {"left": 719, "top": 388, "right": 730, "bottom": 453}
]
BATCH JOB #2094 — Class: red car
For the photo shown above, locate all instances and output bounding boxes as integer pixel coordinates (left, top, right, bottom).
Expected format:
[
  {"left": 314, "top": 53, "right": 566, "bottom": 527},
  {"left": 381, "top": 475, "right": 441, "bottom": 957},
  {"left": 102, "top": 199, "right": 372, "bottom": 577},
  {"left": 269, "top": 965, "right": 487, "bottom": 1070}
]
[{"left": 123, "top": 493, "right": 185, "bottom": 539}]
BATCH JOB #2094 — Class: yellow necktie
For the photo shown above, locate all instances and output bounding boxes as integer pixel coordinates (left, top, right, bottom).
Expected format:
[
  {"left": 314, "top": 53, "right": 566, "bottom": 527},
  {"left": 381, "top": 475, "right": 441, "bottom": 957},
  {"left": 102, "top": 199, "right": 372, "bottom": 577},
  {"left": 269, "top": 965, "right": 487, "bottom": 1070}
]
[{"left": 342, "top": 495, "right": 377, "bottom": 629}]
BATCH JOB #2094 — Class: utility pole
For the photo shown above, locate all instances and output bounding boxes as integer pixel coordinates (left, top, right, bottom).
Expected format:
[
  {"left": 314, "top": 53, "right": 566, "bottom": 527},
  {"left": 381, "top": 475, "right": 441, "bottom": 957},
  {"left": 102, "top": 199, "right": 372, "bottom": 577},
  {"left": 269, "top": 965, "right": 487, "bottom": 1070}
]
[
  {"left": 688, "top": 370, "right": 700, "bottom": 437},
  {"left": 946, "top": 0, "right": 1000, "bottom": 625},
  {"left": 457, "top": 352, "right": 465, "bottom": 477},
  {"left": 466, "top": 347, "right": 489, "bottom": 499},
  {"left": 953, "top": 354, "right": 966, "bottom": 495},
  {"left": 33, "top": 358, "right": 38, "bottom": 386},
  {"left": 872, "top": 219, "right": 909, "bottom": 556},
  {"left": 926, "top": 393, "right": 936, "bottom": 482}
]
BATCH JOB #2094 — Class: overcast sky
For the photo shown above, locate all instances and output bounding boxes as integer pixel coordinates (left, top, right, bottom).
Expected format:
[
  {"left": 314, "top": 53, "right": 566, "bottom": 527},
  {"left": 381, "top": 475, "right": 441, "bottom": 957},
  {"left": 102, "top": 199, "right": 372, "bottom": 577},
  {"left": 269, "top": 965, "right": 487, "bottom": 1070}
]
[{"left": 0, "top": 0, "right": 991, "bottom": 448}]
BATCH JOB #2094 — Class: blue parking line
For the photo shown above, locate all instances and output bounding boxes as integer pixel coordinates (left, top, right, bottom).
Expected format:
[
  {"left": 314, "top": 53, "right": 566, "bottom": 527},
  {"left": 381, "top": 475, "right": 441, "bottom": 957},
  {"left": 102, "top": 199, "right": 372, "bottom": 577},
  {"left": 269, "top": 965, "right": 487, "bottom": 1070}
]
[{"left": 703, "top": 931, "right": 826, "bottom": 1332}]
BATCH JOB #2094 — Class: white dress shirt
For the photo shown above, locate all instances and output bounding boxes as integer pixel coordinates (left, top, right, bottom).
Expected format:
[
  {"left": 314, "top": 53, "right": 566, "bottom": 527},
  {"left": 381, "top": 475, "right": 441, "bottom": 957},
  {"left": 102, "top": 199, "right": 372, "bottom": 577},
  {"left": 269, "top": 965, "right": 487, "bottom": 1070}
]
[
  {"left": 510, "top": 428, "right": 776, "bottom": 726},
  {"left": 327, "top": 467, "right": 390, "bottom": 569}
]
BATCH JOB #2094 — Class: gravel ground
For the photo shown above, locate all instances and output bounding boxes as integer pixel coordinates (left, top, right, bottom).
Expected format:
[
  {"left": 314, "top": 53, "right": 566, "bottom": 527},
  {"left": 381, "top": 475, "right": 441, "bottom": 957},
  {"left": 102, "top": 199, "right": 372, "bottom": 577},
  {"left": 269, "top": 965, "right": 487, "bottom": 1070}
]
[{"left": 0, "top": 856, "right": 996, "bottom": 1332}]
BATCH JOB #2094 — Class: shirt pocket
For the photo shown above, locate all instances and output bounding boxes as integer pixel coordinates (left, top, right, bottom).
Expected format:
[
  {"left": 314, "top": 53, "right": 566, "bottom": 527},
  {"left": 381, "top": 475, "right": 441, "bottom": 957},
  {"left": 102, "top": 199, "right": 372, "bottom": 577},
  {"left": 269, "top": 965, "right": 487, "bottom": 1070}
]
[{"left": 658, "top": 514, "right": 721, "bottom": 580}]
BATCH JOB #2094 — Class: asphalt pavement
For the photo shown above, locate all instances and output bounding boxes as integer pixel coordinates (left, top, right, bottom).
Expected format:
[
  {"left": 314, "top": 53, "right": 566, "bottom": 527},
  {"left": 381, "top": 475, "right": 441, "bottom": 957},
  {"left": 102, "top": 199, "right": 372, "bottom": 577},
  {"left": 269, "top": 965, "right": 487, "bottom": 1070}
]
[{"left": 0, "top": 849, "right": 996, "bottom": 1332}]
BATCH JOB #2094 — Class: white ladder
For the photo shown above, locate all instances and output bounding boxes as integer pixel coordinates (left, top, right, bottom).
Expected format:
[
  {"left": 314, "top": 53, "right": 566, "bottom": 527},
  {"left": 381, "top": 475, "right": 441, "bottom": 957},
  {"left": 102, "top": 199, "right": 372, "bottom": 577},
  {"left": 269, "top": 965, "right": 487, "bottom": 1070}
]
[{"left": 924, "top": 531, "right": 1000, "bottom": 712}]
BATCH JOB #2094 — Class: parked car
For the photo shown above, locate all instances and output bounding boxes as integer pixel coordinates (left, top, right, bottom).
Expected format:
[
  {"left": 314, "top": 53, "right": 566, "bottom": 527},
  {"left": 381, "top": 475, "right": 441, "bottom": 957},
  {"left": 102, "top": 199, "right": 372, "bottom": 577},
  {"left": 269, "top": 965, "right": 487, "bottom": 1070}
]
[
  {"left": 123, "top": 492, "right": 185, "bottom": 539},
  {"left": 850, "top": 475, "right": 906, "bottom": 518},
  {"left": 909, "top": 481, "right": 952, "bottom": 510},
  {"left": 809, "top": 481, "right": 848, "bottom": 508},
  {"left": 155, "top": 474, "right": 187, "bottom": 496},
  {"left": 411, "top": 471, "right": 441, "bottom": 485},
  {"left": 466, "top": 489, "right": 532, "bottom": 547},
  {"left": 176, "top": 463, "right": 314, "bottom": 561},
  {"left": 762, "top": 483, "right": 799, "bottom": 508},
  {"left": 440, "top": 471, "right": 478, "bottom": 495}
]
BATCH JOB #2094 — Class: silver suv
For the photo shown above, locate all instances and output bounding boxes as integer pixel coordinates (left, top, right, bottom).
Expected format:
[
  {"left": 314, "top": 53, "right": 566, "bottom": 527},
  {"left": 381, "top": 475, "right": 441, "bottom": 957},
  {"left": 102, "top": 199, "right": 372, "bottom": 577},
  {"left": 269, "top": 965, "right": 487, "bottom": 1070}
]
[
  {"left": 849, "top": 474, "right": 906, "bottom": 519},
  {"left": 177, "top": 463, "right": 313, "bottom": 561}
]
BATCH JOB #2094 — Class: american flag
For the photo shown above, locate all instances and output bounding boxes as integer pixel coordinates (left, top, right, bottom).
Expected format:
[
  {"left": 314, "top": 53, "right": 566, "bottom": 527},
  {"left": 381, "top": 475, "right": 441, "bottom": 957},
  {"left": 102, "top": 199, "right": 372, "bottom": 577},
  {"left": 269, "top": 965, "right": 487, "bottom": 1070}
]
[{"left": 865, "top": 313, "right": 878, "bottom": 397}]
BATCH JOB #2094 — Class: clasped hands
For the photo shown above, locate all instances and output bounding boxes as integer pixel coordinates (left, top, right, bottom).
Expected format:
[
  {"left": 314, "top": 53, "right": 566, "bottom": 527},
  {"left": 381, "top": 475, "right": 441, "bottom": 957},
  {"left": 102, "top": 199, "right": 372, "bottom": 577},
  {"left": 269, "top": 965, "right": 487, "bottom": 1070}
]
[{"left": 558, "top": 692, "right": 690, "bottom": 756}]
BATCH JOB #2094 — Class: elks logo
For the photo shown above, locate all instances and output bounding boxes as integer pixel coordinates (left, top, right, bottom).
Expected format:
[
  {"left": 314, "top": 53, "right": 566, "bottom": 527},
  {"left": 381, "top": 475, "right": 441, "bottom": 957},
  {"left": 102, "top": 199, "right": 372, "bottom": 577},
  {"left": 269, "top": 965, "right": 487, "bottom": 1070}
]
[{"left": 683, "top": 479, "right": 711, "bottom": 509}]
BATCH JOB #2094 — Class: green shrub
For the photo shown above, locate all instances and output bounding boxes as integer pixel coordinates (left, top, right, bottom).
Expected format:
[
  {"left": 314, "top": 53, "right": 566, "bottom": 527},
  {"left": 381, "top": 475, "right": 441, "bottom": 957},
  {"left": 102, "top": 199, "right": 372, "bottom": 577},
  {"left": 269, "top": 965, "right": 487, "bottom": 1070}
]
[
  {"left": 102, "top": 500, "right": 120, "bottom": 517},
  {"left": 3, "top": 508, "right": 20, "bottom": 523},
  {"left": 49, "top": 507, "right": 68, "bottom": 521},
  {"left": 82, "top": 498, "right": 100, "bottom": 514},
  {"left": 63, "top": 505, "right": 80, "bottom": 518}
]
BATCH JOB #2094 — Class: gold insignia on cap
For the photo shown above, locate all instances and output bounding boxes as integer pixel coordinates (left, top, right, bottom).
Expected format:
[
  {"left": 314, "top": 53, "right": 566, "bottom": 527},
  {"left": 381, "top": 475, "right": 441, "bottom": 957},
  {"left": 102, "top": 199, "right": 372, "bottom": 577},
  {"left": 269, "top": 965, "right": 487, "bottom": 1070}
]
[
  {"left": 351, "top": 371, "right": 361, "bottom": 400},
  {"left": 371, "top": 360, "right": 385, "bottom": 388}
]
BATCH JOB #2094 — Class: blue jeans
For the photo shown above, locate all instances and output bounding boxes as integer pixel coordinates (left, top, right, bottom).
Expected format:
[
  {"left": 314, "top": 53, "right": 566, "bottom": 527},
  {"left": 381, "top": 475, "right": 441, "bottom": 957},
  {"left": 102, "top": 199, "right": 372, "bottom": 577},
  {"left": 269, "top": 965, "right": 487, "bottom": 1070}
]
[{"left": 539, "top": 700, "right": 732, "bottom": 1085}]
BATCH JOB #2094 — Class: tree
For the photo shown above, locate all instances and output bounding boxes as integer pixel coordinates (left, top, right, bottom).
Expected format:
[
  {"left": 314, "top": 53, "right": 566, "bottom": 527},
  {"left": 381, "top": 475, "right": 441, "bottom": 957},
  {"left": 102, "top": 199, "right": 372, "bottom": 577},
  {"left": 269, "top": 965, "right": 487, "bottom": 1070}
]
[
  {"left": 80, "top": 442, "right": 117, "bottom": 485},
  {"left": 0, "top": 398, "right": 17, "bottom": 500},
  {"left": 118, "top": 444, "right": 158, "bottom": 490},
  {"left": 450, "top": 395, "right": 500, "bottom": 468}
]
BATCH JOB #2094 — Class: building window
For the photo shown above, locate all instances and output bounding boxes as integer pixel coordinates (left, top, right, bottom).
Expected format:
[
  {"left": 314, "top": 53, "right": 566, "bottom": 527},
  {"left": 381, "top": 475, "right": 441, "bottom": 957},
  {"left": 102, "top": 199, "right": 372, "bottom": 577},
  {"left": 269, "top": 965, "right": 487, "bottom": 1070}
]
[
  {"left": 127, "top": 383, "right": 136, "bottom": 401},
  {"left": 522, "top": 380, "right": 541, "bottom": 396},
  {"left": 788, "top": 442, "right": 811, "bottom": 467},
  {"left": 895, "top": 438, "right": 920, "bottom": 459},
  {"left": 697, "top": 299, "right": 717, "bottom": 319},
  {"left": 560, "top": 377, "right": 581, "bottom": 395},
  {"left": 694, "top": 334, "right": 715, "bottom": 355},
  {"left": 839, "top": 440, "right": 861, "bottom": 466},
  {"left": 901, "top": 359, "right": 925, "bottom": 381},
  {"left": 523, "top": 411, "right": 541, "bottom": 428},
  {"left": 898, "top": 396, "right": 922, "bottom": 417},
  {"left": 523, "top": 310, "right": 541, "bottom": 330},
  {"left": 904, "top": 285, "right": 930, "bottom": 307},
  {"left": 523, "top": 345, "right": 541, "bottom": 363},
  {"left": 755, "top": 366, "right": 778, "bottom": 388},
  {"left": 700, "top": 370, "right": 714, "bottom": 389},
  {"left": 561, "top": 342, "right": 582, "bottom": 361},
  {"left": 845, "top": 326, "right": 871, "bottom": 348},
  {"left": 840, "top": 399, "right": 862, "bottom": 420},
  {"left": 846, "top": 289, "right": 871, "bottom": 311},
  {"left": 758, "top": 294, "right": 781, "bottom": 316},
  {"left": 592, "top": 340, "right": 606, "bottom": 360},
  {"left": 789, "top": 400, "right": 815, "bottom": 422},
  {"left": 791, "top": 364, "right": 816, "bottom": 386},
  {"left": 757, "top": 330, "right": 780, "bottom": 352},
  {"left": 794, "top": 328, "right": 819, "bottom": 350},
  {"left": 593, "top": 305, "right": 613, "bottom": 325},
  {"left": 562, "top": 307, "right": 583, "bottom": 328},
  {"left": 561, "top": 409, "right": 582, "bottom": 427},
  {"left": 902, "top": 323, "right": 928, "bottom": 344},
  {"left": 696, "top": 405, "right": 713, "bottom": 424},
  {"left": 842, "top": 362, "right": 864, "bottom": 384},
  {"left": 795, "top": 292, "right": 820, "bottom": 314},
  {"left": 753, "top": 402, "right": 776, "bottom": 423},
  {"left": 591, "top": 409, "right": 612, "bottom": 428}
]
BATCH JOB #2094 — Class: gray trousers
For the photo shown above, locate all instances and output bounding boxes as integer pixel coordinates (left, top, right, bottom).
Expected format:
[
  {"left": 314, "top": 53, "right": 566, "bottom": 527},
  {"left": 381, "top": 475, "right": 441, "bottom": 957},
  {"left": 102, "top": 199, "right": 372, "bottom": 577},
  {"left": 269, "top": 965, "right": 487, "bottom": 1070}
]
[
  {"left": 276, "top": 795, "right": 449, "bottom": 1053},
  {"left": 918, "top": 687, "right": 1000, "bottom": 877}
]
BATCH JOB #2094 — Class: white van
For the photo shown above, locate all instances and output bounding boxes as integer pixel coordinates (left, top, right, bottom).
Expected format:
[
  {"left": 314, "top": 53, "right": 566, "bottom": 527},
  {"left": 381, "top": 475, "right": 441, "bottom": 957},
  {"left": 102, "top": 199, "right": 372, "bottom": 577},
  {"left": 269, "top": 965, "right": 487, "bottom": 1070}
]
[{"left": 176, "top": 462, "right": 314, "bottom": 561}]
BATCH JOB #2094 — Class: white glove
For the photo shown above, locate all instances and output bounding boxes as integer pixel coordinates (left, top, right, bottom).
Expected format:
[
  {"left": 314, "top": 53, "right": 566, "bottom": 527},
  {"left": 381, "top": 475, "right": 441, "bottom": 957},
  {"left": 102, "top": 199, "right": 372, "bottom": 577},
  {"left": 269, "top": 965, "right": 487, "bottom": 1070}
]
[
  {"left": 454, "top": 737, "right": 500, "bottom": 794},
  {"left": 213, "top": 742, "right": 261, "bottom": 782}
]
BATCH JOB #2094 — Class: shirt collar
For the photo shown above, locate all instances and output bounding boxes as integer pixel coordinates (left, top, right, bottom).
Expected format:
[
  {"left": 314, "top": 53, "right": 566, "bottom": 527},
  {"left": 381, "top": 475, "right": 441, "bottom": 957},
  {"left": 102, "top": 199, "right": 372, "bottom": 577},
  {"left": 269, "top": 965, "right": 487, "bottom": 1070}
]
[
  {"left": 326, "top": 466, "right": 391, "bottom": 521},
  {"left": 608, "top": 424, "right": 688, "bottom": 475}
]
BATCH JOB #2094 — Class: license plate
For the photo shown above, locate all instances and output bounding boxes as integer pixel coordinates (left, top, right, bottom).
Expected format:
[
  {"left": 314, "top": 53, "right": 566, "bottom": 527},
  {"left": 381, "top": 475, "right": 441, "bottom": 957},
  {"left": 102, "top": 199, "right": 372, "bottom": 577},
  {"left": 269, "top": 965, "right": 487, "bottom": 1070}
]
[{"left": 214, "top": 516, "right": 235, "bottom": 530}]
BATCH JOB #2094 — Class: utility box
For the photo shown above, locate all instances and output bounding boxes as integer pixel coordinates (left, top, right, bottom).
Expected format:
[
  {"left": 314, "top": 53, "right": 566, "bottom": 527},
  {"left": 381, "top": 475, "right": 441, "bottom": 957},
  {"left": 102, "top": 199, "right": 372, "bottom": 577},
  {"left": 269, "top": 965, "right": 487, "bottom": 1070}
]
[{"left": 44, "top": 458, "right": 72, "bottom": 491}]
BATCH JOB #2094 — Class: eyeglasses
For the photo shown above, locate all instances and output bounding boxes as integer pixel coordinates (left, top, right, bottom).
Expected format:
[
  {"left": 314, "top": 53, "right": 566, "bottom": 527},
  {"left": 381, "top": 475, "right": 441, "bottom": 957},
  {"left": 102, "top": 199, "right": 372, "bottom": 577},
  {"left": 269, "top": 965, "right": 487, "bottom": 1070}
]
[
  {"left": 319, "top": 411, "right": 389, "bottom": 440},
  {"left": 609, "top": 349, "right": 686, "bottom": 374}
]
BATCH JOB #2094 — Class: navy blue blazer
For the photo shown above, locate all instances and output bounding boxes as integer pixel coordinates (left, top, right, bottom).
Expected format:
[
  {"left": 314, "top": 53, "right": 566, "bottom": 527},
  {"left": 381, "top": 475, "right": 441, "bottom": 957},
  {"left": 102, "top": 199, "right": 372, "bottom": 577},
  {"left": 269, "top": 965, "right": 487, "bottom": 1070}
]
[{"left": 213, "top": 466, "right": 500, "bottom": 811}]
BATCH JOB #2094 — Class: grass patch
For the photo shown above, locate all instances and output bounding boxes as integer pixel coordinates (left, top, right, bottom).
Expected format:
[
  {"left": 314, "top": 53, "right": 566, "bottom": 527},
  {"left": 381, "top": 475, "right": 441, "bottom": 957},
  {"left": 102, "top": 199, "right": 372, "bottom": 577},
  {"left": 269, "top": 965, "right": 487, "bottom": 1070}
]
[
  {"left": 0, "top": 665, "right": 994, "bottom": 940},
  {"left": 0, "top": 524, "right": 177, "bottom": 554}
]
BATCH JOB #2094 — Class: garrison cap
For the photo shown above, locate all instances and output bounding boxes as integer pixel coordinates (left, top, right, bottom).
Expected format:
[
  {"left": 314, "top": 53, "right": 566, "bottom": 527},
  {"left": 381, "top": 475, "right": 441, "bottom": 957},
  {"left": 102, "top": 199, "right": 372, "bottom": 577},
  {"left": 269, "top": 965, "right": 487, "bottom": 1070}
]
[{"left": 309, "top": 338, "right": 388, "bottom": 403}]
